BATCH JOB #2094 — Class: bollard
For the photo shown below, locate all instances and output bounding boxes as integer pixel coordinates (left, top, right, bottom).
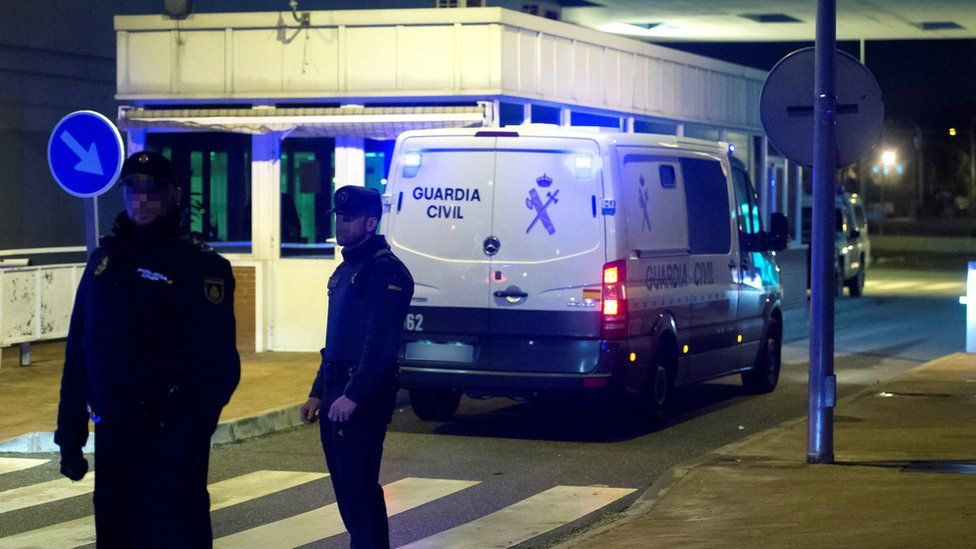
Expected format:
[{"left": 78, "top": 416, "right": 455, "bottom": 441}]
[{"left": 968, "top": 262, "right": 976, "bottom": 353}]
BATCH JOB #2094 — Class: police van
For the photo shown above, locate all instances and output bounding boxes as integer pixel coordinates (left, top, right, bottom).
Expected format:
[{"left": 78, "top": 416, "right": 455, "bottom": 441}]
[{"left": 381, "top": 126, "right": 788, "bottom": 421}]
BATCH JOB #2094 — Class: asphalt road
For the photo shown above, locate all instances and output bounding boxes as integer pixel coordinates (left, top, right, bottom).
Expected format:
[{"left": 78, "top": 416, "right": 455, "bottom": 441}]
[{"left": 0, "top": 262, "right": 966, "bottom": 548}]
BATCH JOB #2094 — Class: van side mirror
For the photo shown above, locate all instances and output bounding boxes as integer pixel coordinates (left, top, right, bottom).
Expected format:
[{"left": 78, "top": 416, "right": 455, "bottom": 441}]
[{"left": 766, "top": 213, "right": 789, "bottom": 251}]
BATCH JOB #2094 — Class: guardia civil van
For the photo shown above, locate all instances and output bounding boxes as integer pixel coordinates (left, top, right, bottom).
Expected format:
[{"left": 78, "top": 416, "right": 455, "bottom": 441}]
[{"left": 381, "top": 126, "right": 788, "bottom": 421}]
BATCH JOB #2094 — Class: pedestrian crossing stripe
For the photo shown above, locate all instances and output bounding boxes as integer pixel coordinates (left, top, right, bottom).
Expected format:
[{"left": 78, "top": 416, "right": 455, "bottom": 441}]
[
  {"left": 210, "top": 470, "right": 327, "bottom": 511},
  {"left": 0, "top": 470, "right": 328, "bottom": 549},
  {"left": 399, "top": 485, "right": 636, "bottom": 548},
  {"left": 0, "top": 474, "right": 95, "bottom": 515},
  {"left": 213, "top": 477, "right": 481, "bottom": 548},
  {"left": 0, "top": 457, "right": 48, "bottom": 475}
]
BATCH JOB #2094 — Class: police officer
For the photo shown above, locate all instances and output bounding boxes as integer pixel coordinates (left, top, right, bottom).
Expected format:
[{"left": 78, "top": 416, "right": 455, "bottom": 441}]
[
  {"left": 56, "top": 151, "right": 241, "bottom": 548},
  {"left": 300, "top": 185, "right": 414, "bottom": 549}
]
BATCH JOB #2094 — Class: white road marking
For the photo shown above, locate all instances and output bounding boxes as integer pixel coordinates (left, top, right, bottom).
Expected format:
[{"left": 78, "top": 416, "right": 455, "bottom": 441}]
[
  {"left": 0, "top": 475, "right": 95, "bottom": 515},
  {"left": 0, "top": 458, "right": 48, "bottom": 475},
  {"left": 399, "top": 485, "right": 636, "bottom": 549},
  {"left": 213, "top": 477, "right": 480, "bottom": 548},
  {"left": 0, "top": 470, "right": 327, "bottom": 549}
]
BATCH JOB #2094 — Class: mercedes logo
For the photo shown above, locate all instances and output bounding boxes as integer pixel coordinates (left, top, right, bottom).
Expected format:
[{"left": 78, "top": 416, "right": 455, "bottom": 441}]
[{"left": 483, "top": 235, "right": 500, "bottom": 256}]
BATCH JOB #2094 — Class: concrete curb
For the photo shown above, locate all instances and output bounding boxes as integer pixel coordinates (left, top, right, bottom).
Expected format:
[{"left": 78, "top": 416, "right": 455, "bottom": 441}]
[
  {"left": 0, "top": 393, "right": 416, "bottom": 454},
  {"left": 550, "top": 351, "right": 953, "bottom": 547},
  {"left": 0, "top": 403, "right": 306, "bottom": 454}
]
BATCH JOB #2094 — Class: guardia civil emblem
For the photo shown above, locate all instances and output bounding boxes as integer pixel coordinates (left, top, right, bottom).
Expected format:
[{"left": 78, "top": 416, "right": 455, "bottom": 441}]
[{"left": 204, "top": 278, "right": 225, "bottom": 304}]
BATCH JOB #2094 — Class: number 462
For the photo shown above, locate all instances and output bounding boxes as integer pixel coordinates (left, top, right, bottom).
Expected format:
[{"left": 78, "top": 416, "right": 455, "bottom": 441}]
[{"left": 403, "top": 313, "right": 424, "bottom": 332}]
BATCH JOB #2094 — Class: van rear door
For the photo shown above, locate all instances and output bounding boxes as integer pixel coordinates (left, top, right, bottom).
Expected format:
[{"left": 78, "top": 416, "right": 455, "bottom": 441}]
[
  {"left": 487, "top": 137, "right": 605, "bottom": 374},
  {"left": 385, "top": 136, "right": 496, "bottom": 364}
]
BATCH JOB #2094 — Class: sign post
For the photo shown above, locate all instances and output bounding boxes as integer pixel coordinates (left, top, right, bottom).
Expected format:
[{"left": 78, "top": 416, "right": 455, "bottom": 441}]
[
  {"left": 47, "top": 111, "right": 125, "bottom": 256},
  {"left": 759, "top": 5, "right": 884, "bottom": 464}
]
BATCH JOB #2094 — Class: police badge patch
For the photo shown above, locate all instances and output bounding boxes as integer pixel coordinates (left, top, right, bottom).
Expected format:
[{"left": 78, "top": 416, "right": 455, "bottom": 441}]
[{"left": 204, "top": 278, "right": 225, "bottom": 304}]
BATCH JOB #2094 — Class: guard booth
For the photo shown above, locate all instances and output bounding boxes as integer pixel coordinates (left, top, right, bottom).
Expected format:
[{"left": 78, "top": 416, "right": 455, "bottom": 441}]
[{"left": 112, "top": 7, "right": 799, "bottom": 352}]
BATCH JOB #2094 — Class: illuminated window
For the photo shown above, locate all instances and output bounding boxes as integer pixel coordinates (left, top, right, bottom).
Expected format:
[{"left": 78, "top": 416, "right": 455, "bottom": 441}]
[
  {"left": 146, "top": 133, "right": 252, "bottom": 253},
  {"left": 280, "top": 138, "right": 336, "bottom": 258}
]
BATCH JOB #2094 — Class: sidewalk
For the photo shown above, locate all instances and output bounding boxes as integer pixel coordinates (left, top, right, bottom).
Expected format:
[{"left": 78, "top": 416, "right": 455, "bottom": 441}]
[
  {"left": 0, "top": 341, "right": 320, "bottom": 452},
  {"left": 559, "top": 353, "right": 976, "bottom": 548}
]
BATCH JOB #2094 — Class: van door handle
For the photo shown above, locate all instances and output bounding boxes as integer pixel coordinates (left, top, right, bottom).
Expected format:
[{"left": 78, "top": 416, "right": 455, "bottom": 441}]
[{"left": 494, "top": 290, "right": 528, "bottom": 298}]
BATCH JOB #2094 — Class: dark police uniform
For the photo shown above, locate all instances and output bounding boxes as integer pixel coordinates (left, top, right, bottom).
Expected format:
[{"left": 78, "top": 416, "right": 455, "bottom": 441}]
[
  {"left": 309, "top": 187, "right": 414, "bottom": 549},
  {"left": 56, "top": 152, "right": 240, "bottom": 548}
]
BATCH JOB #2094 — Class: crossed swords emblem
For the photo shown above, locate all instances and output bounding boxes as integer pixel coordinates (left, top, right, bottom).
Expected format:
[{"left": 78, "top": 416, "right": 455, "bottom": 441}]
[{"left": 526, "top": 188, "right": 559, "bottom": 235}]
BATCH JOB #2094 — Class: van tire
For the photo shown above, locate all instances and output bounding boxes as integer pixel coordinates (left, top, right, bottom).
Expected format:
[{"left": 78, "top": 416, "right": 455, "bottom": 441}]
[
  {"left": 631, "top": 347, "right": 675, "bottom": 426},
  {"left": 646, "top": 358, "right": 673, "bottom": 424},
  {"left": 409, "top": 388, "right": 461, "bottom": 421},
  {"left": 847, "top": 259, "right": 865, "bottom": 297},
  {"left": 742, "top": 320, "right": 782, "bottom": 394}
]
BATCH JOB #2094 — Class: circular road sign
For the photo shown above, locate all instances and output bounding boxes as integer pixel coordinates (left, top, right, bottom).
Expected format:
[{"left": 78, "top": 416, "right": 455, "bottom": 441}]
[
  {"left": 760, "top": 48, "right": 884, "bottom": 168},
  {"left": 47, "top": 110, "right": 125, "bottom": 198}
]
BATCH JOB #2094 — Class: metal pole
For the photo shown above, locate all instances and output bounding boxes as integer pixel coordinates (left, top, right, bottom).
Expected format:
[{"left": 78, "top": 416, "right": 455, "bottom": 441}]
[
  {"left": 809, "top": 0, "right": 837, "bottom": 464},
  {"left": 84, "top": 197, "right": 100, "bottom": 257}
]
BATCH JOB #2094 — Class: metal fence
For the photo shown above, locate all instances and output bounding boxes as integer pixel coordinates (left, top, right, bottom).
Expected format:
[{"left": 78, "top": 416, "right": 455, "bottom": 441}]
[{"left": 0, "top": 264, "right": 84, "bottom": 370}]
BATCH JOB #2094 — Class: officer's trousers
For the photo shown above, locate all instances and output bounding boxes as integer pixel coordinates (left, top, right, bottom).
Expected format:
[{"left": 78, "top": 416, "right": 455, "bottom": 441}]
[
  {"left": 320, "top": 403, "right": 391, "bottom": 549},
  {"left": 93, "top": 407, "right": 217, "bottom": 548}
]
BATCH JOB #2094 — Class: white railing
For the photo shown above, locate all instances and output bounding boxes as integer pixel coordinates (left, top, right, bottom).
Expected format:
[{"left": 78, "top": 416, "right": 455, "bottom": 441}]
[{"left": 0, "top": 264, "right": 84, "bottom": 370}]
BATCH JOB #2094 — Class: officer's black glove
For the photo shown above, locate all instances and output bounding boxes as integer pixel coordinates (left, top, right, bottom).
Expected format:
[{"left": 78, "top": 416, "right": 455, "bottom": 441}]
[{"left": 59, "top": 447, "right": 88, "bottom": 481}]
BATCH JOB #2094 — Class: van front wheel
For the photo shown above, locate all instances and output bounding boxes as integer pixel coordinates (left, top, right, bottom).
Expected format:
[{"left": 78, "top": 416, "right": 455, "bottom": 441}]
[
  {"left": 408, "top": 388, "right": 461, "bottom": 421},
  {"left": 742, "top": 321, "right": 782, "bottom": 394}
]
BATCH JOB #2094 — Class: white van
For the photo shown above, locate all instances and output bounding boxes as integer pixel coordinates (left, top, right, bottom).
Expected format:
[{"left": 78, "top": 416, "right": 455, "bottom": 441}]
[{"left": 381, "top": 126, "right": 788, "bottom": 421}]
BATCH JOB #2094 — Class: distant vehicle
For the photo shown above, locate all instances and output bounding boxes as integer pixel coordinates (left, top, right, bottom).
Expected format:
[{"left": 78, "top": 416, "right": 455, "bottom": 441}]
[
  {"left": 802, "top": 192, "right": 870, "bottom": 297},
  {"left": 381, "top": 126, "right": 788, "bottom": 422}
]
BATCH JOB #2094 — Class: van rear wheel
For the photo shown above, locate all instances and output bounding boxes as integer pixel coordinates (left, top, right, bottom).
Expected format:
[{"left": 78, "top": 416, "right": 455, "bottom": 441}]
[
  {"left": 742, "top": 321, "right": 782, "bottom": 394},
  {"left": 408, "top": 388, "right": 461, "bottom": 421},
  {"left": 629, "top": 352, "right": 674, "bottom": 427}
]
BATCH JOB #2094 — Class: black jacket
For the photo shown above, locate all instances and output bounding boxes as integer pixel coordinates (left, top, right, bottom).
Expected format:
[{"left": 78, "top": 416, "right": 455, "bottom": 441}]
[
  {"left": 310, "top": 234, "right": 414, "bottom": 405},
  {"left": 55, "top": 210, "right": 241, "bottom": 450}
]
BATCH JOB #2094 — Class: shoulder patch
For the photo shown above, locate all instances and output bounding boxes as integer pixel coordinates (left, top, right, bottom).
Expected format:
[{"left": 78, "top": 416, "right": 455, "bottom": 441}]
[
  {"left": 94, "top": 256, "right": 109, "bottom": 276},
  {"left": 204, "top": 278, "right": 225, "bottom": 304}
]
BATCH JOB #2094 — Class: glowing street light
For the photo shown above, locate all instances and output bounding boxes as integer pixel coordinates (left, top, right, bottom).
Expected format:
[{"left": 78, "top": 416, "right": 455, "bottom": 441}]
[
  {"left": 878, "top": 149, "right": 897, "bottom": 235},
  {"left": 881, "top": 150, "right": 897, "bottom": 167},
  {"left": 949, "top": 127, "right": 958, "bottom": 137}
]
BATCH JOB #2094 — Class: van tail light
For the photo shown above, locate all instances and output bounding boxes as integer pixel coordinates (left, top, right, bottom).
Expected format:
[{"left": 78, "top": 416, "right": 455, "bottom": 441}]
[{"left": 601, "top": 260, "right": 628, "bottom": 340}]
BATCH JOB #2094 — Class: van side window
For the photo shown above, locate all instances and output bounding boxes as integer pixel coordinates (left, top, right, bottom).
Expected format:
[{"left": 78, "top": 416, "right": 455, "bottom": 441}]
[
  {"left": 660, "top": 165, "right": 676, "bottom": 188},
  {"left": 680, "top": 158, "right": 731, "bottom": 255},
  {"left": 731, "top": 167, "right": 762, "bottom": 235},
  {"left": 619, "top": 150, "right": 688, "bottom": 253}
]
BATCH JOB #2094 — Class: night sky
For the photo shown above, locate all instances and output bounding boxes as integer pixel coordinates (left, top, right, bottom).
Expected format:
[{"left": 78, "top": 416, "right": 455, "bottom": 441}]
[{"left": 664, "top": 39, "right": 976, "bottom": 131}]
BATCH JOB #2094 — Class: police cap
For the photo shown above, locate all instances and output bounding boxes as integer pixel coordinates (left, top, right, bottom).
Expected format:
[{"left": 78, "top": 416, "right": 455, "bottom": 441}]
[
  {"left": 329, "top": 185, "right": 382, "bottom": 218},
  {"left": 118, "top": 151, "right": 176, "bottom": 188}
]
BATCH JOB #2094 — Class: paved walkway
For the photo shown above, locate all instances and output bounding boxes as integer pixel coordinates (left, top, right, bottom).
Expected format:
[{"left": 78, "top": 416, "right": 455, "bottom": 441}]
[
  {"left": 558, "top": 353, "right": 976, "bottom": 548},
  {"left": 0, "top": 341, "right": 319, "bottom": 449}
]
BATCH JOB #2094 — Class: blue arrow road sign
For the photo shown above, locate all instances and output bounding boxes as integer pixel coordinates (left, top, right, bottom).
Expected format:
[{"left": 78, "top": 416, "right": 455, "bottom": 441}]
[{"left": 47, "top": 111, "right": 124, "bottom": 198}]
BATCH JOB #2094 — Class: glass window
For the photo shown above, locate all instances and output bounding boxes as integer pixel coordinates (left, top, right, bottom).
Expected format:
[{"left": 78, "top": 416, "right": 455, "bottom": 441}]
[
  {"left": 680, "top": 157, "right": 731, "bottom": 255},
  {"left": 146, "top": 133, "right": 252, "bottom": 253},
  {"left": 280, "top": 138, "right": 336, "bottom": 258},
  {"left": 364, "top": 139, "right": 394, "bottom": 195},
  {"left": 732, "top": 167, "right": 762, "bottom": 235}
]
